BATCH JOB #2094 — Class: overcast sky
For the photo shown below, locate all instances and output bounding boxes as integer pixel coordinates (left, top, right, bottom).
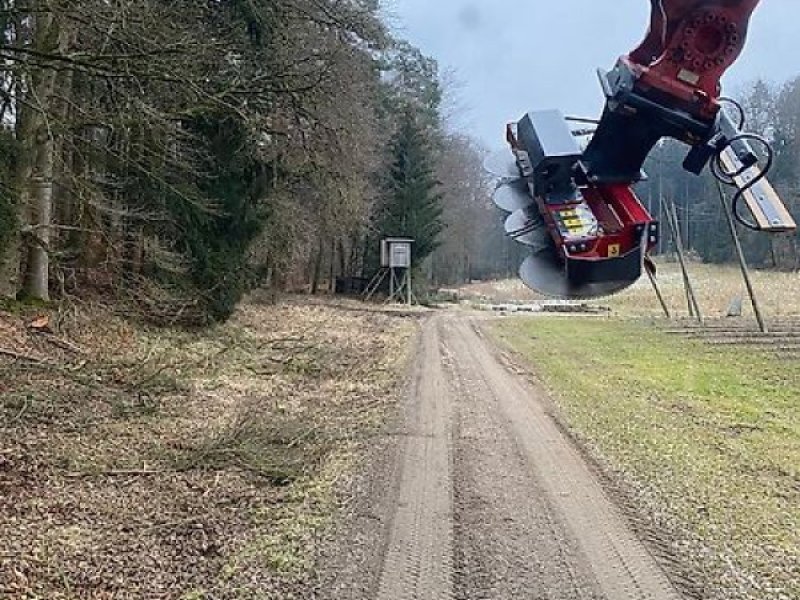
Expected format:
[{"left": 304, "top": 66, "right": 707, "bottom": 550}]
[{"left": 387, "top": 1, "right": 800, "bottom": 149}]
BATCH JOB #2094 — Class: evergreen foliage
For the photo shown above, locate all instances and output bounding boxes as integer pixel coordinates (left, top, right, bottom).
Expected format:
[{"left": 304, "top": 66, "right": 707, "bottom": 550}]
[
  {"left": 178, "top": 112, "right": 270, "bottom": 321},
  {"left": 381, "top": 41, "right": 443, "bottom": 128},
  {"left": 379, "top": 111, "right": 444, "bottom": 265}
]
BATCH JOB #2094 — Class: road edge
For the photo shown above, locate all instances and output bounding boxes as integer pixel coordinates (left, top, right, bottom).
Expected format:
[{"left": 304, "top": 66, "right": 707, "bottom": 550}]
[{"left": 481, "top": 316, "right": 704, "bottom": 599}]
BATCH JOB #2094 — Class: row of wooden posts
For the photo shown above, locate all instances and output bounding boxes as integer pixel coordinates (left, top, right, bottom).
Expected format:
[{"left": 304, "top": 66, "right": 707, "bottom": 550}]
[{"left": 649, "top": 182, "right": 768, "bottom": 333}]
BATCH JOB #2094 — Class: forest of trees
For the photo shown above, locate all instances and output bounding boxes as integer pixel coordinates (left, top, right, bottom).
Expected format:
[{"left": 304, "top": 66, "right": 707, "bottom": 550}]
[
  {"left": 1, "top": 2, "right": 796, "bottom": 325},
  {"left": 0, "top": 0, "right": 504, "bottom": 324}
]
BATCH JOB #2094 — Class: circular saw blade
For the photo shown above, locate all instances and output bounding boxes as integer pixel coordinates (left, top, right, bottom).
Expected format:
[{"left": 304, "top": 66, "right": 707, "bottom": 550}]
[
  {"left": 519, "top": 253, "right": 639, "bottom": 300},
  {"left": 484, "top": 149, "right": 521, "bottom": 180},
  {"left": 494, "top": 180, "right": 534, "bottom": 213}
]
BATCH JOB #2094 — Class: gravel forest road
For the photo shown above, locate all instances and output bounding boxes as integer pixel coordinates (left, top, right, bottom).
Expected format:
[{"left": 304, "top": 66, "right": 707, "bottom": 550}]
[{"left": 321, "top": 313, "right": 685, "bottom": 600}]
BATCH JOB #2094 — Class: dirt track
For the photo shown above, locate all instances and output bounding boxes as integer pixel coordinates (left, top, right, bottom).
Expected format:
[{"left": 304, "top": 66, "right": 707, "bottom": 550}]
[{"left": 324, "top": 313, "right": 685, "bottom": 599}]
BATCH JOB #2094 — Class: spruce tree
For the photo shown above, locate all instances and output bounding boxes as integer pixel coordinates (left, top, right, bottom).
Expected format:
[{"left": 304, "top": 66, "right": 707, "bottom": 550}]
[{"left": 380, "top": 111, "right": 444, "bottom": 265}]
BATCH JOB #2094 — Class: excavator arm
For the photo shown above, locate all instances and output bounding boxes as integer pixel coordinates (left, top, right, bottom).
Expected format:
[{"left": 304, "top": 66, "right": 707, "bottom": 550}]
[
  {"left": 486, "top": 0, "right": 795, "bottom": 299},
  {"left": 630, "top": 0, "right": 760, "bottom": 103}
]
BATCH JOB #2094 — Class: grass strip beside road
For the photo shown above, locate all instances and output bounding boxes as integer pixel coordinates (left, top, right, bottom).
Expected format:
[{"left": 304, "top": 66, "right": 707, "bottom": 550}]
[{"left": 491, "top": 317, "right": 799, "bottom": 600}]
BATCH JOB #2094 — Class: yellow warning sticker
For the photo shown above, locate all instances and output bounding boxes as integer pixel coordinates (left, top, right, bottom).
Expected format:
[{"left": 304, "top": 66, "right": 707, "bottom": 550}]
[{"left": 608, "top": 244, "right": 621, "bottom": 258}]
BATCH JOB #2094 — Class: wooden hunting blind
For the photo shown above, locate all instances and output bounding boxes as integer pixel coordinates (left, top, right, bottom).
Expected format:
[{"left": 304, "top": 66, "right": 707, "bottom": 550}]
[
  {"left": 380, "top": 238, "right": 413, "bottom": 269},
  {"left": 366, "top": 238, "right": 416, "bottom": 304}
]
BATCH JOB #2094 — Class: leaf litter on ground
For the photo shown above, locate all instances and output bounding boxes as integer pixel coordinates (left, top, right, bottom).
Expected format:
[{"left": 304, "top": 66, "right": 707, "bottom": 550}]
[{"left": 0, "top": 296, "right": 418, "bottom": 599}]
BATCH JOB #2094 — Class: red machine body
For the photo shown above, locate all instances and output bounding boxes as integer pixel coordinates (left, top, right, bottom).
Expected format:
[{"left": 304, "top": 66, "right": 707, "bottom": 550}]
[
  {"left": 506, "top": 120, "right": 657, "bottom": 256},
  {"left": 502, "top": 120, "right": 658, "bottom": 298}
]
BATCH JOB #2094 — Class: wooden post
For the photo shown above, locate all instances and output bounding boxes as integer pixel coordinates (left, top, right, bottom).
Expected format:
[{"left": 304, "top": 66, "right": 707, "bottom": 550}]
[
  {"left": 328, "top": 239, "right": 336, "bottom": 293},
  {"left": 684, "top": 201, "right": 691, "bottom": 252},
  {"left": 667, "top": 201, "right": 693, "bottom": 316},
  {"left": 658, "top": 176, "right": 665, "bottom": 255},
  {"left": 715, "top": 181, "right": 768, "bottom": 333},
  {"left": 646, "top": 265, "right": 671, "bottom": 319},
  {"left": 666, "top": 199, "right": 703, "bottom": 324}
]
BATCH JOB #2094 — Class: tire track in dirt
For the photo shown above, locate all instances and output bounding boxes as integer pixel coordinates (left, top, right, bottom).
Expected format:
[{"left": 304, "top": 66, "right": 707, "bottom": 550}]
[
  {"left": 371, "top": 313, "right": 684, "bottom": 600},
  {"left": 444, "top": 315, "right": 683, "bottom": 600},
  {"left": 440, "top": 317, "right": 603, "bottom": 600},
  {"left": 375, "top": 316, "right": 455, "bottom": 600}
]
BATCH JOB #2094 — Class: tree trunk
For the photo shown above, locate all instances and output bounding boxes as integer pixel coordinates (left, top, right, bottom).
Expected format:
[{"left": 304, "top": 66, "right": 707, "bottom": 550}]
[
  {"left": 328, "top": 238, "right": 336, "bottom": 293},
  {"left": 22, "top": 166, "right": 54, "bottom": 301},
  {"left": 122, "top": 225, "right": 145, "bottom": 286},
  {"left": 2, "top": 100, "right": 37, "bottom": 299},
  {"left": 0, "top": 14, "right": 23, "bottom": 298},
  {"left": 310, "top": 239, "right": 324, "bottom": 295},
  {"left": 77, "top": 124, "right": 113, "bottom": 282},
  {"left": 338, "top": 239, "right": 347, "bottom": 278},
  {"left": 0, "top": 205, "right": 21, "bottom": 298},
  {"left": 16, "top": 11, "right": 68, "bottom": 301}
]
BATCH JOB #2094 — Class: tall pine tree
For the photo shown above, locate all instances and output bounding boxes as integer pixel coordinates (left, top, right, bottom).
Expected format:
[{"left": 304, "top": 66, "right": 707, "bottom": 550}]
[{"left": 379, "top": 111, "right": 444, "bottom": 265}]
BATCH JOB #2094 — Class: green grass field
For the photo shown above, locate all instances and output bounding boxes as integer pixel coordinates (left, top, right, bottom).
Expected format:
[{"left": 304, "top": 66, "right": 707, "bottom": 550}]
[{"left": 491, "top": 317, "right": 799, "bottom": 600}]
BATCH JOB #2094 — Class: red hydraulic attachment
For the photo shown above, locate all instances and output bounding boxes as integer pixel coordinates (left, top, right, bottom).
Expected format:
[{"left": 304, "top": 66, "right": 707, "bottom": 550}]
[
  {"left": 499, "top": 117, "right": 658, "bottom": 298},
  {"left": 629, "top": 0, "right": 761, "bottom": 120},
  {"left": 488, "top": 0, "right": 795, "bottom": 299}
]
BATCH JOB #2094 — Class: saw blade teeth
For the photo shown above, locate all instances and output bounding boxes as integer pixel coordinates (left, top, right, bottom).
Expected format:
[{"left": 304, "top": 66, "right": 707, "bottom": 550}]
[
  {"left": 516, "top": 233, "right": 551, "bottom": 251},
  {"left": 484, "top": 149, "right": 521, "bottom": 180},
  {"left": 493, "top": 180, "right": 534, "bottom": 213}
]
